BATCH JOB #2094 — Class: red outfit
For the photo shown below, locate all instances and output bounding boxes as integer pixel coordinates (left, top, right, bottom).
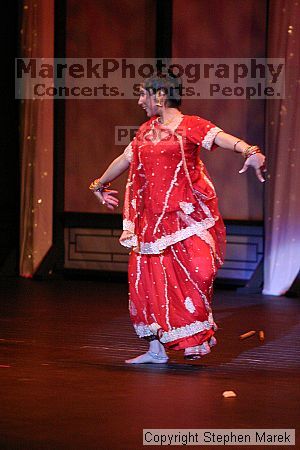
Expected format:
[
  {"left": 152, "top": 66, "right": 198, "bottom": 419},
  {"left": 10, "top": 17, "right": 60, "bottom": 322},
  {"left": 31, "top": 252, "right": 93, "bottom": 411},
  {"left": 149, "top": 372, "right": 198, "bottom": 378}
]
[{"left": 121, "top": 115, "right": 226, "bottom": 351}]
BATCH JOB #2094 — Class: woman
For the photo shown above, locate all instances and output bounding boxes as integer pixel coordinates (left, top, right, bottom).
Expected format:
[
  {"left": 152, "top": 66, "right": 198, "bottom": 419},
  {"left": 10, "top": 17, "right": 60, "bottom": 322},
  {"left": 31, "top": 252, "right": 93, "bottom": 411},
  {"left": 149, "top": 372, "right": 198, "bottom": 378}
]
[{"left": 89, "top": 76, "right": 266, "bottom": 363}]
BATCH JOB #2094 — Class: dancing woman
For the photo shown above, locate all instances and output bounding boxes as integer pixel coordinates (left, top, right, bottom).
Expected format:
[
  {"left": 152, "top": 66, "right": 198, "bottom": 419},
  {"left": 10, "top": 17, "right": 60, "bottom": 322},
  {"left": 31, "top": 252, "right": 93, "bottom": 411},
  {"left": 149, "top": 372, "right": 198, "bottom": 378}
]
[{"left": 89, "top": 76, "right": 266, "bottom": 363}]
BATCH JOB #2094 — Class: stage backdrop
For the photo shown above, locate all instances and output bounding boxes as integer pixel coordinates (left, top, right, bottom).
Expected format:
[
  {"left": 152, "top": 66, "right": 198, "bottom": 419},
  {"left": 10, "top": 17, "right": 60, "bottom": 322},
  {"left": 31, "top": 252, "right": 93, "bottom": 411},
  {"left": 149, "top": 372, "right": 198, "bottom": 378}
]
[
  {"left": 65, "top": 0, "right": 156, "bottom": 213},
  {"left": 65, "top": 0, "right": 266, "bottom": 221},
  {"left": 172, "top": 0, "right": 266, "bottom": 220}
]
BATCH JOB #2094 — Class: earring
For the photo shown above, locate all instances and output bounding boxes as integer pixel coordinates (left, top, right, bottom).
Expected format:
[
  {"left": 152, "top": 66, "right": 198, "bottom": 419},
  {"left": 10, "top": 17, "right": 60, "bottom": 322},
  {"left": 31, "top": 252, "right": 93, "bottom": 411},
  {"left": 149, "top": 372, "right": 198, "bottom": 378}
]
[{"left": 155, "top": 91, "right": 164, "bottom": 107}]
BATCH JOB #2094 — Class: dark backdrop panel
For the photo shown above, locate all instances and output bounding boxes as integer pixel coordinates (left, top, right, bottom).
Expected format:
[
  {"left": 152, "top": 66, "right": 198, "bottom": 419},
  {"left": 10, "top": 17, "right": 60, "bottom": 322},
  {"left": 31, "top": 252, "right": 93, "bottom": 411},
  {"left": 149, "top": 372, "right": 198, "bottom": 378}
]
[
  {"left": 173, "top": 0, "right": 267, "bottom": 220},
  {"left": 1, "top": 0, "right": 20, "bottom": 272},
  {"left": 65, "top": 0, "right": 156, "bottom": 213}
]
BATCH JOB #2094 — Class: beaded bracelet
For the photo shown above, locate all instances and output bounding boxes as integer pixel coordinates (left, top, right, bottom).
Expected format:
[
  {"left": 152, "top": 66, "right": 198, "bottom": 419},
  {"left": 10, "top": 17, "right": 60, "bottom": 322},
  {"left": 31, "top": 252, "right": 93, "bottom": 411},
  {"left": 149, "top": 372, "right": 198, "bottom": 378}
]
[
  {"left": 234, "top": 141, "right": 262, "bottom": 159},
  {"left": 89, "top": 178, "right": 111, "bottom": 192},
  {"left": 246, "top": 148, "right": 262, "bottom": 159},
  {"left": 244, "top": 145, "right": 261, "bottom": 159}
]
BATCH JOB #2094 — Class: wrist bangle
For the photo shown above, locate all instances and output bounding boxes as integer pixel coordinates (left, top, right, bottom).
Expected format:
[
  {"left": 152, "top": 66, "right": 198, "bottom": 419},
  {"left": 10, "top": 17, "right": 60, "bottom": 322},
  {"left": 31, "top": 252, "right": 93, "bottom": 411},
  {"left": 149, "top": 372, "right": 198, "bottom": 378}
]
[
  {"left": 89, "top": 178, "right": 111, "bottom": 192},
  {"left": 233, "top": 139, "right": 242, "bottom": 152},
  {"left": 244, "top": 145, "right": 261, "bottom": 159},
  {"left": 246, "top": 148, "right": 262, "bottom": 159}
]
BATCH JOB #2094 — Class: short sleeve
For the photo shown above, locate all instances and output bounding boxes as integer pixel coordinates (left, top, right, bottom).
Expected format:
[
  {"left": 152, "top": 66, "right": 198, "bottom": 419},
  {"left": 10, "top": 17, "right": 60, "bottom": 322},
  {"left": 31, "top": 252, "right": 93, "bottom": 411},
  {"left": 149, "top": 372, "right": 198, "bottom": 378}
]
[{"left": 186, "top": 116, "right": 223, "bottom": 151}]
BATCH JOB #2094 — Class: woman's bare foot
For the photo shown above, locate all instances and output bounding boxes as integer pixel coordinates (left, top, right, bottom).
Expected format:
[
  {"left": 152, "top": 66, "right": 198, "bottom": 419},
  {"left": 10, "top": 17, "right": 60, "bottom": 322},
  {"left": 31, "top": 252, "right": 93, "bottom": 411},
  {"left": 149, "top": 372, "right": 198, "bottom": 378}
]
[
  {"left": 125, "top": 339, "right": 168, "bottom": 364},
  {"left": 125, "top": 351, "right": 169, "bottom": 364}
]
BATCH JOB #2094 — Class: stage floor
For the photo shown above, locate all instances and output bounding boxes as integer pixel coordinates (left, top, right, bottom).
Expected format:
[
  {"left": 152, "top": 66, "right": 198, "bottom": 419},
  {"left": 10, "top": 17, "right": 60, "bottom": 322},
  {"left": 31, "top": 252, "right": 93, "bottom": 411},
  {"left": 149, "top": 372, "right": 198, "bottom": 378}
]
[{"left": 0, "top": 277, "right": 299, "bottom": 449}]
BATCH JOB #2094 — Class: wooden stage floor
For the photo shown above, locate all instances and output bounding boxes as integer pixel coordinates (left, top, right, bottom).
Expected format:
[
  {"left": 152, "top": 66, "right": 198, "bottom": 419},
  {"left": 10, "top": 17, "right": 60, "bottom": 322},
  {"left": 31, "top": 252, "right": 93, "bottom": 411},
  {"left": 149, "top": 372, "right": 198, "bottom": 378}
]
[{"left": 0, "top": 277, "right": 299, "bottom": 449}]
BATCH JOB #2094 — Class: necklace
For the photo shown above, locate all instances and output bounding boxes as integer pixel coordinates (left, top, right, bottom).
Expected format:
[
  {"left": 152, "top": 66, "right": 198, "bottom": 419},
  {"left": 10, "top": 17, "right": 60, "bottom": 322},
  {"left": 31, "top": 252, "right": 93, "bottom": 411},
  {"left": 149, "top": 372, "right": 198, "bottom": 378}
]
[
  {"left": 150, "top": 114, "right": 183, "bottom": 145},
  {"left": 158, "top": 114, "right": 183, "bottom": 127}
]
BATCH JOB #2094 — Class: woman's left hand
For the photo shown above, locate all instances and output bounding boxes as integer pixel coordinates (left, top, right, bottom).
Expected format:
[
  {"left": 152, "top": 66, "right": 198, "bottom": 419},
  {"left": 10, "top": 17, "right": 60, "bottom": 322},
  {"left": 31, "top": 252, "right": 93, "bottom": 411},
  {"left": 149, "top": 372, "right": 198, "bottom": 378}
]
[{"left": 239, "top": 153, "right": 266, "bottom": 183}]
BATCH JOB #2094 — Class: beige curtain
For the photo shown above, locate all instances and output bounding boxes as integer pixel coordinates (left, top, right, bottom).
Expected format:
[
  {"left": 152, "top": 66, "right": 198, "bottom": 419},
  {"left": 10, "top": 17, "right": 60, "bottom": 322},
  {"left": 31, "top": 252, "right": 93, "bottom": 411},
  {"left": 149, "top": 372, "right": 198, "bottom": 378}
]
[
  {"left": 19, "top": 0, "right": 54, "bottom": 276},
  {"left": 263, "top": 1, "right": 300, "bottom": 295}
]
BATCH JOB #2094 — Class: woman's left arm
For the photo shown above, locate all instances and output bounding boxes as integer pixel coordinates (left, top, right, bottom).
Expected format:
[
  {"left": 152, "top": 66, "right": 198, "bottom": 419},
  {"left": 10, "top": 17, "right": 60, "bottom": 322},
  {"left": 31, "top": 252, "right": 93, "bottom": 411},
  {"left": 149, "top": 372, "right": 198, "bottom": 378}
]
[{"left": 215, "top": 131, "right": 266, "bottom": 183}]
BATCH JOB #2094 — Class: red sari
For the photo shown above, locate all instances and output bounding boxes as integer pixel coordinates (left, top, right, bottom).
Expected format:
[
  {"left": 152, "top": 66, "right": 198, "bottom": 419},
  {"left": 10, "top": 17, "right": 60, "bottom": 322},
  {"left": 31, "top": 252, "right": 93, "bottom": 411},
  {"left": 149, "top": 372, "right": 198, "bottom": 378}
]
[{"left": 120, "top": 115, "right": 226, "bottom": 351}]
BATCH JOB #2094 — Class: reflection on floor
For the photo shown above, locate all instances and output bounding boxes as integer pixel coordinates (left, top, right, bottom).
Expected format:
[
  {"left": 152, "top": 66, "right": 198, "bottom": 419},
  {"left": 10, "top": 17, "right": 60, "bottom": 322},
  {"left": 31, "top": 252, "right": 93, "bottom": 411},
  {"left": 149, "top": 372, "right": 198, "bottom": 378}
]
[{"left": 0, "top": 277, "right": 299, "bottom": 449}]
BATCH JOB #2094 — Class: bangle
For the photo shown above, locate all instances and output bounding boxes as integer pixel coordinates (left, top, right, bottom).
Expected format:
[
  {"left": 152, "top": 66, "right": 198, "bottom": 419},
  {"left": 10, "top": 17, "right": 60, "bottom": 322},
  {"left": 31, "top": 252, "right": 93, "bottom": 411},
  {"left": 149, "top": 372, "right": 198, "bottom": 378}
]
[
  {"left": 246, "top": 148, "right": 262, "bottom": 159},
  {"left": 233, "top": 139, "right": 242, "bottom": 152},
  {"left": 89, "top": 178, "right": 111, "bottom": 192},
  {"left": 244, "top": 145, "right": 261, "bottom": 159}
]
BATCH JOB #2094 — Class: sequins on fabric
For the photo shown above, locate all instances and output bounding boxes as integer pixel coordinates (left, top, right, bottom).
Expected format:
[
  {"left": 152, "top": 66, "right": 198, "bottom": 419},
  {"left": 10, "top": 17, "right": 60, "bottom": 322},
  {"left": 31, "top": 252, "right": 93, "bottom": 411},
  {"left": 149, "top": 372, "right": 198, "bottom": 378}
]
[
  {"left": 122, "top": 215, "right": 216, "bottom": 254},
  {"left": 133, "top": 319, "right": 213, "bottom": 343},
  {"left": 124, "top": 115, "right": 226, "bottom": 349},
  {"left": 184, "top": 296, "right": 196, "bottom": 313},
  {"left": 179, "top": 202, "right": 195, "bottom": 215}
]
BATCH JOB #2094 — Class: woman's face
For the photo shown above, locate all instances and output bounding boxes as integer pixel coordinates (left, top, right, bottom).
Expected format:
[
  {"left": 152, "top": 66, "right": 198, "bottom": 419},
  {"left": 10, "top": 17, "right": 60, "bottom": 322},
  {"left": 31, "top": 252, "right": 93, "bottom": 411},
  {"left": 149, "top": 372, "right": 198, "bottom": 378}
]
[{"left": 138, "top": 87, "right": 158, "bottom": 117}]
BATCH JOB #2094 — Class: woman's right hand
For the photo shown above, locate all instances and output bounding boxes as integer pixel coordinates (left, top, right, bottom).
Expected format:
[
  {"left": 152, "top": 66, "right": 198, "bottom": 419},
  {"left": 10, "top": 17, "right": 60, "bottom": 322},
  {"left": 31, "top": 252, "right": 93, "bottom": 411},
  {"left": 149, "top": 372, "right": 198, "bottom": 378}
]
[{"left": 93, "top": 189, "right": 119, "bottom": 210}]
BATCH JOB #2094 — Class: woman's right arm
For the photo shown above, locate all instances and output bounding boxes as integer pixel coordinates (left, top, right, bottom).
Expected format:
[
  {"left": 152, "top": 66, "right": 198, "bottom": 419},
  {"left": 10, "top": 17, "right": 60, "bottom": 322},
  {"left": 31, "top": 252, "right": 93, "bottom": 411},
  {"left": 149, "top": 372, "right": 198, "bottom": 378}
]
[{"left": 90, "top": 152, "right": 130, "bottom": 210}]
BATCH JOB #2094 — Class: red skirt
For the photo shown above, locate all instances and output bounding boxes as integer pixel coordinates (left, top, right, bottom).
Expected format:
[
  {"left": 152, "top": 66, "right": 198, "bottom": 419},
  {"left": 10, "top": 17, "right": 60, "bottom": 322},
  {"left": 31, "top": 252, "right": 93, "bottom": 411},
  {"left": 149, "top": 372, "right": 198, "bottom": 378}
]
[{"left": 128, "top": 234, "right": 218, "bottom": 350}]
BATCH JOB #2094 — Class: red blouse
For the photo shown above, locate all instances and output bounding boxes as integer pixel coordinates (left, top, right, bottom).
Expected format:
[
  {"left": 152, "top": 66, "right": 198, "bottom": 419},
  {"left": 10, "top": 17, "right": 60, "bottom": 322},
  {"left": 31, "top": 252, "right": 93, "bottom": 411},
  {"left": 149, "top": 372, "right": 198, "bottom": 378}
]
[{"left": 121, "top": 115, "right": 225, "bottom": 265}]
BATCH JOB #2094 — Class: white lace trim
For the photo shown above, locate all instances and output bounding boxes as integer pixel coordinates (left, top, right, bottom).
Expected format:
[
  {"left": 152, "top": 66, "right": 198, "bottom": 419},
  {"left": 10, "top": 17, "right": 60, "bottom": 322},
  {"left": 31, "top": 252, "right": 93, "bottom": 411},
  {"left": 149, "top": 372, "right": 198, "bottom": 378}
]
[
  {"left": 133, "top": 319, "right": 215, "bottom": 342},
  {"left": 134, "top": 323, "right": 153, "bottom": 337},
  {"left": 123, "top": 142, "right": 133, "bottom": 162},
  {"left": 120, "top": 216, "right": 216, "bottom": 254},
  {"left": 177, "top": 211, "right": 216, "bottom": 255},
  {"left": 148, "top": 322, "right": 161, "bottom": 334},
  {"left": 194, "top": 196, "right": 214, "bottom": 220},
  {"left": 142, "top": 306, "right": 148, "bottom": 323},
  {"left": 176, "top": 133, "right": 195, "bottom": 193},
  {"left": 121, "top": 214, "right": 218, "bottom": 255},
  {"left": 143, "top": 216, "right": 215, "bottom": 254},
  {"left": 179, "top": 201, "right": 195, "bottom": 215},
  {"left": 160, "top": 319, "right": 216, "bottom": 343},
  {"left": 129, "top": 300, "right": 137, "bottom": 316},
  {"left": 202, "top": 126, "right": 223, "bottom": 150},
  {"left": 121, "top": 219, "right": 137, "bottom": 248},
  {"left": 135, "top": 254, "right": 141, "bottom": 293},
  {"left": 160, "top": 254, "right": 171, "bottom": 330},
  {"left": 121, "top": 235, "right": 138, "bottom": 248},
  {"left": 184, "top": 297, "right": 196, "bottom": 313},
  {"left": 123, "top": 219, "right": 135, "bottom": 233},
  {"left": 202, "top": 173, "right": 216, "bottom": 194}
]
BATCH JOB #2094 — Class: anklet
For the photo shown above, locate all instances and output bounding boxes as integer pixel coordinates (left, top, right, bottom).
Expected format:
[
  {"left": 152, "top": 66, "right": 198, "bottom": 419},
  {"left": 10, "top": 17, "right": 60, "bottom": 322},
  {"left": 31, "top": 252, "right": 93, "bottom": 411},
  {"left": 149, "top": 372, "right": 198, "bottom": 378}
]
[{"left": 148, "top": 351, "right": 168, "bottom": 360}]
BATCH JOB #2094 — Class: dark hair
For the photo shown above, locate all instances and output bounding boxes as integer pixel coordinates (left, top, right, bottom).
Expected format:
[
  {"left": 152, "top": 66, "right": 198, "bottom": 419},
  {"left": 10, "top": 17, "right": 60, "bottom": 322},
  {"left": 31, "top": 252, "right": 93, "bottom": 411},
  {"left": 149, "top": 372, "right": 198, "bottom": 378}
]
[{"left": 143, "top": 74, "right": 182, "bottom": 108}]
